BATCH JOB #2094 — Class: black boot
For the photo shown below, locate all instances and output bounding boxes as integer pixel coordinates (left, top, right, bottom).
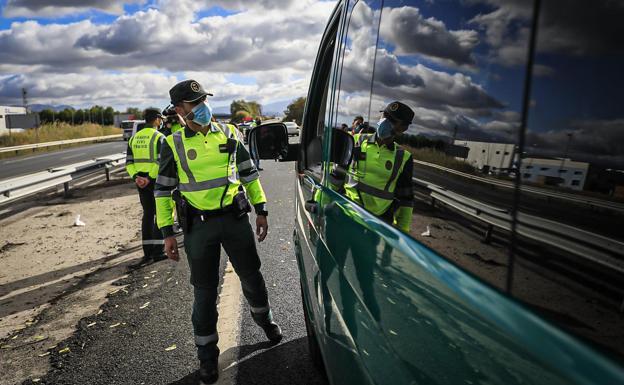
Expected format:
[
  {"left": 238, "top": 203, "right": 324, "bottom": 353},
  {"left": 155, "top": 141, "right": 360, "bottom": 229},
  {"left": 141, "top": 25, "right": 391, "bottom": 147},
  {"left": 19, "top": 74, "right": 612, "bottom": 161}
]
[
  {"left": 127, "top": 256, "right": 152, "bottom": 270},
  {"left": 262, "top": 321, "right": 283, "bottom": 342},
  {"left": 199, "top": 358, "right": 218, "bottom": 384},
  {"left": 251, "top": 310, "right": 283, "bottom": 343}
]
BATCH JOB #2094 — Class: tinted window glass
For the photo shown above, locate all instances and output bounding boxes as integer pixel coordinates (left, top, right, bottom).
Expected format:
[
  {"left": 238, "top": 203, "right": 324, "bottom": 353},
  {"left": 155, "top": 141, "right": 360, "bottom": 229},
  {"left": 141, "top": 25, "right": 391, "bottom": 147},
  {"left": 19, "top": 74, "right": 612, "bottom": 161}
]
[
  {"left": 334, "top": 0, "right": 382, "bottom": 132},
  {"left": 304, "top": 16, "right": 341, "bottom": 175},
  {"left": 370, "top": 0, "right": 533, "bottom": 290},
  {"left": 512, "top": 0, "right": 624, "bottom": 362}
]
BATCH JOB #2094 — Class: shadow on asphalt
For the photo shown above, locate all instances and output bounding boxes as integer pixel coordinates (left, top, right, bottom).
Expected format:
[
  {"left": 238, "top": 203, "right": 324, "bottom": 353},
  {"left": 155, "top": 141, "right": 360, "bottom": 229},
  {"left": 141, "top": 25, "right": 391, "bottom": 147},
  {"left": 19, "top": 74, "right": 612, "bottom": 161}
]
[{"left": 167, "top": 338, "right": 328, "bottom": 385}]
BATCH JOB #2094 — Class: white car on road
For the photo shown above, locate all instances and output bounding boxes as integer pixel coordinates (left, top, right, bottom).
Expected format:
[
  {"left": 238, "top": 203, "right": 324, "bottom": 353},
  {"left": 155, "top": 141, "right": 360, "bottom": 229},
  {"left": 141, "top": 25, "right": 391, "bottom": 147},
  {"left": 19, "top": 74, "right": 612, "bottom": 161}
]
[{"left": 283, "top": 121, "right": 300, "bottom": 136}]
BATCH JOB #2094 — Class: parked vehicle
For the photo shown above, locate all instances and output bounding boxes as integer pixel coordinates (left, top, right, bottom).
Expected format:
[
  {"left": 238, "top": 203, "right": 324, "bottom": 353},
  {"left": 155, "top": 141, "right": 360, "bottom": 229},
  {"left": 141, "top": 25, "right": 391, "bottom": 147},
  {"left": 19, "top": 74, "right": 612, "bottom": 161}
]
[
  {"left": 249, "top": 1, "right": 624, "bottom": 384},
  {"left": 121, "top": 120, "right": 145, "bottom": 141},
  {"left": 238, "top": 122, "right": 252, "bottom": 144},
  {"left": 284, "top": 121, "right": 300, "bottom": 136}
]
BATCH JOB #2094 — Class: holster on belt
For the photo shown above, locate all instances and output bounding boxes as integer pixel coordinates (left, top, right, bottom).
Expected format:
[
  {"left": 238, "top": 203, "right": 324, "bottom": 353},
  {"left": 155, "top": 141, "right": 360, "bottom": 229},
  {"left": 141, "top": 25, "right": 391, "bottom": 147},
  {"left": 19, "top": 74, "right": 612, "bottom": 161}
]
[
  {"left": 172, "top": 189, "right": 191, "bottom": 234},
  {"left": 232, "top": 188, "right": 252, "bottom": 218}
]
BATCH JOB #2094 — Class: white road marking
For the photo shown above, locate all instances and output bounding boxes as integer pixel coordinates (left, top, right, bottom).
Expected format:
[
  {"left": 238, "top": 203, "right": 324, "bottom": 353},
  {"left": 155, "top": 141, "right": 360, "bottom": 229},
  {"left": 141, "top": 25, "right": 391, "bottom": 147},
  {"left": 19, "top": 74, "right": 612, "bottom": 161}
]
[{"left": 214, "top": 261, "right": 242, "bottom": 384}]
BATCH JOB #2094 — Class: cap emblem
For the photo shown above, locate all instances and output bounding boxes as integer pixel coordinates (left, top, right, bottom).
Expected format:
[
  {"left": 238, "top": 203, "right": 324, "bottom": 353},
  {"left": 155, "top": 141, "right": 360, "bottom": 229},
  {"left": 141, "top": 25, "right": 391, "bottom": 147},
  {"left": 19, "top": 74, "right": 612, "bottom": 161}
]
[
  {"left": 389, "top": 102, "right": 399, "bottom": 111},
  {"left": 190, "top": 82, "right": 200, "bottom": 92}
]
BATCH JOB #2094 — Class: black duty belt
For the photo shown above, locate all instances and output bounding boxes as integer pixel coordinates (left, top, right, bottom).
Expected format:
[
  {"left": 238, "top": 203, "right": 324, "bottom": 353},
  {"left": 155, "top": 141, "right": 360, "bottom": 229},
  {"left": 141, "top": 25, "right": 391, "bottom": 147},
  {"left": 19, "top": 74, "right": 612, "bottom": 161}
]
[{"left": 190, "top": 205, "right": 233, "bottom": 222}]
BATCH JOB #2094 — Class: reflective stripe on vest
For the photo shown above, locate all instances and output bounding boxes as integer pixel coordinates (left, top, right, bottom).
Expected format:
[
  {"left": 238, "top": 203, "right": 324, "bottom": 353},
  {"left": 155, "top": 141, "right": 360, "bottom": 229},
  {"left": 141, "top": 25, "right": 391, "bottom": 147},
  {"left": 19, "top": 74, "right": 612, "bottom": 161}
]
[
  {"left": 346, "top": 134, "right": 409, "bottom": 214},
  {"left": 172, "top": 131, "right": 196, "bottom": 183},
  {"left": 218, "top": 122, "right": 238, "bottom": 184},
  {"left": 170, "top": 124, "right": 239, "bottom": 194},
  {"left": 131, "top": 130, "right": 160, "bottom": 164}
]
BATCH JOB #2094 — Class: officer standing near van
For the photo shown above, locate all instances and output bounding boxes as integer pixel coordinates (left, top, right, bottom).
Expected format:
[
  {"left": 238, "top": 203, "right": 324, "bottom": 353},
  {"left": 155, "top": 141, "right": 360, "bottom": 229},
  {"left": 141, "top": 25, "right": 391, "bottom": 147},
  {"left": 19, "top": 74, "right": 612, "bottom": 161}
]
[
  {"left": 334, "top": 101, "right": 415, "bottom": 232},
  {"left": 125, "top": 108, "right": 167, "bottom": 268},
  {"left": 154, "top": 80, "right": 281, "bottom": 384}
]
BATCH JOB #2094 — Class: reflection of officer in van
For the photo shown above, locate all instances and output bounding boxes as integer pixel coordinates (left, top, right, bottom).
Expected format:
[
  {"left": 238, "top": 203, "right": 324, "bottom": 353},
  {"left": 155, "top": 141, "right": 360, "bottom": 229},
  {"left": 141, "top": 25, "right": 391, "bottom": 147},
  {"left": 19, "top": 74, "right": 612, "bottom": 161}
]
[{"left": 334, "top": 101, "right": 415, "bottom": 232}]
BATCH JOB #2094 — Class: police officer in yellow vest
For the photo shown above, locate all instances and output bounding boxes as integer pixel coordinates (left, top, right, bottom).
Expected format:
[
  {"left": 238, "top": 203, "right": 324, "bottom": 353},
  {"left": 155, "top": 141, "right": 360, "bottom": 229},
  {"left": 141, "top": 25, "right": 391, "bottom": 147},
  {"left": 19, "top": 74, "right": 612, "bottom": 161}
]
[
  {"left": 154, "top": 80, "right": 281, "bottom": 384},
  {"left": 333, "top": 101, "right": 415, "bottom": 232},
  {"left": 125, "top": 108, "right": 167, "bottom": 268},
  {"left": 161, "top": 105, "right": 184, "bottom": 137}
]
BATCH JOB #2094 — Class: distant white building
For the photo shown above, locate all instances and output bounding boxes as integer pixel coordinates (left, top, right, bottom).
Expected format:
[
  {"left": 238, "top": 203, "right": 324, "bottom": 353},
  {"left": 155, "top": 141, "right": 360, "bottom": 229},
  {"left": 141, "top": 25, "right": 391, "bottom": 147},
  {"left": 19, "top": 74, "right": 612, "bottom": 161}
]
[
  {"left": 454, "top": 140, "right": 517, "bottom": 174},
  {"left": 0, "top": 106, "right": 28, "bottom": 136},
  {"left": 520, "top": 157, "right": 589, "bottom": 191}
]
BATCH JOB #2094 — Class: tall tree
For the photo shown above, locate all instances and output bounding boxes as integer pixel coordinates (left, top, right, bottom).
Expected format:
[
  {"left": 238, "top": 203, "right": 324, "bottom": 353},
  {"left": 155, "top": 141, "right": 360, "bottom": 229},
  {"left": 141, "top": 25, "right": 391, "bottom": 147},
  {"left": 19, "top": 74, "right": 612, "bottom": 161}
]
[
  {"left": 230, "top": 100, "right": 262, "bottom": 123},
  {"left": 283, "top": 97, "right": 306, "bottom": 125}
]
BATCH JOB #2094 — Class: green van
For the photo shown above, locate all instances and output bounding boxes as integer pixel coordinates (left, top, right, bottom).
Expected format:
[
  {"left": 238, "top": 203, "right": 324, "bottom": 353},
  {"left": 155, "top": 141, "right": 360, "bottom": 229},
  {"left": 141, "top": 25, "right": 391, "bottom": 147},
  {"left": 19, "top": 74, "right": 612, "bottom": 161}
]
[{"left": 250, "top": 1, "right": 624, "bottom": 384}]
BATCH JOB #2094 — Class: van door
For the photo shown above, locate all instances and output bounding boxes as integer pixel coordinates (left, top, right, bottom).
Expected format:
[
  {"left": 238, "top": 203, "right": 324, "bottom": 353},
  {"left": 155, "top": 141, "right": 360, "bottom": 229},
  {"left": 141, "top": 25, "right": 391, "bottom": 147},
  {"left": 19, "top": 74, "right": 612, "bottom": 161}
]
[{"left": 315, "top": 1, "right": 407, "bottom": 384}]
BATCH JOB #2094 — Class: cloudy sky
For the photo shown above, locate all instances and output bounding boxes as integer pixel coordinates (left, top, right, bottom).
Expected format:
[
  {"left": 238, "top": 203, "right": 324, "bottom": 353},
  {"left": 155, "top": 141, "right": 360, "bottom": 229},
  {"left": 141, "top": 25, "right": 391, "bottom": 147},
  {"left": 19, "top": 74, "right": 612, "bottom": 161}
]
[{"left": 0, "top": 0, "right": 336, "bottom": 112}]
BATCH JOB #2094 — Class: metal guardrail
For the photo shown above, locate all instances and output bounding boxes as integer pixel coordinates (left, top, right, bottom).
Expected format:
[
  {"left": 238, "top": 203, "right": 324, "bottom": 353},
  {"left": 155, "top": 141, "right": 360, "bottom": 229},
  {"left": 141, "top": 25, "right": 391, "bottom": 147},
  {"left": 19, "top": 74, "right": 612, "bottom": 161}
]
[
  {"left": 0, "top": 153, "right": 126, "bottom": 205},
  {"left": 413, "top": 159, "right": 624, "bottom": 213},
  {"left": 0, "top": 134, "right": 123, "bottom": 154},
  {"left": 413, "top": 177, "right": 624, "bottom": 275}
]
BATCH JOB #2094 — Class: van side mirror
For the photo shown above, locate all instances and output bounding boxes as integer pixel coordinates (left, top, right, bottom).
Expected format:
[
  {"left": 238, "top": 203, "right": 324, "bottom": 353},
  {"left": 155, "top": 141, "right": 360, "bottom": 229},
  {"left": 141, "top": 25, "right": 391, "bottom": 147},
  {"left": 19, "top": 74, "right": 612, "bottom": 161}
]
[
  {"left": 330, "top": 129, "right": 355, "bottom": 168},
  {"left": 249, "top": 123, "right": 299, "bottom": 162}
]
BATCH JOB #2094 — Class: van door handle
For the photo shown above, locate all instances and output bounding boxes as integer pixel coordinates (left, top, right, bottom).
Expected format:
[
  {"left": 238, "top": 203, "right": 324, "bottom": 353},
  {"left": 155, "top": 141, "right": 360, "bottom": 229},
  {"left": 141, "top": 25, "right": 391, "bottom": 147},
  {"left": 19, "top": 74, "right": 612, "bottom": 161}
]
[{"left": 305, "top": 200, "right": 318, "bottom": 214}]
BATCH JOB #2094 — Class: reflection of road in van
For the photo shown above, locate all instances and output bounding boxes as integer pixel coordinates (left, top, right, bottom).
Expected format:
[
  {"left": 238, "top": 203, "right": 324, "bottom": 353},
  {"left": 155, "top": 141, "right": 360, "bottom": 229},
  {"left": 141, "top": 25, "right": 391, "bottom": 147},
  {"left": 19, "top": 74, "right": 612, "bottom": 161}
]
[{"left": 251, "top": 0, "right": 624, "bottom": 384}]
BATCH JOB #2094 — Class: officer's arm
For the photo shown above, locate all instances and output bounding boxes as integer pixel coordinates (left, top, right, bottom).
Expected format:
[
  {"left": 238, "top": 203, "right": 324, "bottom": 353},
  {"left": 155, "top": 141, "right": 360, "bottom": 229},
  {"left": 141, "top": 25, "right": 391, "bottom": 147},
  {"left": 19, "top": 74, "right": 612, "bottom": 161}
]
[
  {"left": 125, "top": 138, "right": 137, "bottom": 179},
  {"left": 155, "top": 139, "right": 178, "bottom": 237},
  {"left": 394, "top": 155, "right": 414, "bottom": 233},
  {"left": 235, "top": 140, "right": 267, "bottom": 213}
]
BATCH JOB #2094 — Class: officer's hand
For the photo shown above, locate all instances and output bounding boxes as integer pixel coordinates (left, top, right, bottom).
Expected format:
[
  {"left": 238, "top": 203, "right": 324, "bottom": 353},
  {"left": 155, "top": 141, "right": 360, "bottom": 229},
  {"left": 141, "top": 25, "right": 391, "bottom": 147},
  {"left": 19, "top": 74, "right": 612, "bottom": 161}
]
[
  {"left": 256, "top": 215, "right": 268, "bottom": 242},
  {"left": 135, "top": 176, "right": 148, "bottom": 188},
  {"left": 164, "top": 236, "right": 179, "bottom": 261}
]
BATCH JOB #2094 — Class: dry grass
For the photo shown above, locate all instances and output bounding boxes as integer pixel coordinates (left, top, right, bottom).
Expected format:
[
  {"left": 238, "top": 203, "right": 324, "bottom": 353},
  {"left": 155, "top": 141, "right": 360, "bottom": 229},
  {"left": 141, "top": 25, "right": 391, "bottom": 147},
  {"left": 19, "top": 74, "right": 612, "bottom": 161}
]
[
  {"left": 0, "top": 123, "right": 122, "bottom": 159},
  {"left": 0, "top": 122, "right": 121, "bottom": 147},
  {"left": 405, "top": 146, "right": 477, "bottom": 174}
]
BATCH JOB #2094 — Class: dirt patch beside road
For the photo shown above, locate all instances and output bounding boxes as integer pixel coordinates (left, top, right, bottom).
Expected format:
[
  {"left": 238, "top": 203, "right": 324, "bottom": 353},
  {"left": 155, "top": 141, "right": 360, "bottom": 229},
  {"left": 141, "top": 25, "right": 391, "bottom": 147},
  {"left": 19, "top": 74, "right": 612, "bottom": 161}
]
[{"left": 0, "top": 179, "right": 149, "bottom": 385}]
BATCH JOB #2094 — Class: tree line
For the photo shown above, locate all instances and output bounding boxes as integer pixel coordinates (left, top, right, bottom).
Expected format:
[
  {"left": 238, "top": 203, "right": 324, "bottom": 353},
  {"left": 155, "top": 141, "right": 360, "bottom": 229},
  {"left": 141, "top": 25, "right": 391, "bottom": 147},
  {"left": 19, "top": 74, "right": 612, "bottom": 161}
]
[
  {"left": 38, "top": 106, "right": 142, "bottom": 126},
  {"left": 37, "top": 96, "right": 308, "bottom": 127}
]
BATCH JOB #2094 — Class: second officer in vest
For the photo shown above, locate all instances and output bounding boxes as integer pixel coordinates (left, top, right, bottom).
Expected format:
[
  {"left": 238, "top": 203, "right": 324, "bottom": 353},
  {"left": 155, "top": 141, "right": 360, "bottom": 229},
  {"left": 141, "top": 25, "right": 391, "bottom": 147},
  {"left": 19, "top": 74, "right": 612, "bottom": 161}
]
[
  {"left": 154, "top": 80, "right": 281, "bottom": 384},
  {"left": 126, "top": 108, "right": 167, "bottom": 268}
]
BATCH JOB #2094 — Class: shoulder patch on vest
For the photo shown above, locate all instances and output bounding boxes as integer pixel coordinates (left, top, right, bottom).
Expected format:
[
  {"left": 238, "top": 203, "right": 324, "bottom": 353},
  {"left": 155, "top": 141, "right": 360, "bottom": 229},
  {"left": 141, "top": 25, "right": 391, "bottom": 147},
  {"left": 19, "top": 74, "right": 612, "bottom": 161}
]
[
  {"left": 385, "top": 160, "right": 393, "bottom": 170},
  {"left": 187, "top": 148, "right": 197, "bottom": 160}
]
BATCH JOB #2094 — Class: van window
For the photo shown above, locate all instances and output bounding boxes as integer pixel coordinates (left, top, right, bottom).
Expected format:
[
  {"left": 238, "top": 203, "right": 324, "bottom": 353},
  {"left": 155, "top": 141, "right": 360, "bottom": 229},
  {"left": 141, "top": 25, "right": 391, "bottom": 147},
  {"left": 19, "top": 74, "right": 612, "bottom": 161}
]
[
  {"left": 334, "top": 0, "right": 382, "bottom": 129},
  {"left": 514, "top": 0, "right": 624, "bottom": 362},
  {"left": 370, "top": 0, "right": 534, "bottom": 290},
  {"left": 301, "top": 11, "right": 341, "bottom": 176}
]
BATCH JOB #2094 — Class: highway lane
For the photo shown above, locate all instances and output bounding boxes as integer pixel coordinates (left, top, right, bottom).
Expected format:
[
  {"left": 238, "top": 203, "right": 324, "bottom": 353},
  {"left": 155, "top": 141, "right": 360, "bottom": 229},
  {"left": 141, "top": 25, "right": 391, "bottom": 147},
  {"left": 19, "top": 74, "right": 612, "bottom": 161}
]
[
  {"left": 0, "top": 140, "right": 126, "bottom": 181},
  {"left": 37, "top": 158, "right": 326, "bottom": 385}
]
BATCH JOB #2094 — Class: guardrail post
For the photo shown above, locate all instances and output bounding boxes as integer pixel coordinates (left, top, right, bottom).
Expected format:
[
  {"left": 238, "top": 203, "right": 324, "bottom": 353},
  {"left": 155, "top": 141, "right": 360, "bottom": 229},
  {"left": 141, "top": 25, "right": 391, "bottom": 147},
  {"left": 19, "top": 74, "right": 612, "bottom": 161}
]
[
  {"left": 430, "top": 196, "right": 436, "bottom": 208},
  {"left": 105, "top": 166, "right": 111, "bottom": 181},
  {"left": 483, "top": 224, "right": 493, "bottom": 244},
  {"left": 63, "top": 182, "right": 70, "bottom": 198}
]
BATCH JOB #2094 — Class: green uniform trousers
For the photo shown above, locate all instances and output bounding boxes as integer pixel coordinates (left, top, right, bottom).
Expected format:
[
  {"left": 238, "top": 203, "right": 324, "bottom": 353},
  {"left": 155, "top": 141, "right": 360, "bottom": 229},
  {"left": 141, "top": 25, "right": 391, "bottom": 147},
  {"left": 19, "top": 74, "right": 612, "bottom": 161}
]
[{"left": 184, "top": 211, "right": 271, "bottom": 362}]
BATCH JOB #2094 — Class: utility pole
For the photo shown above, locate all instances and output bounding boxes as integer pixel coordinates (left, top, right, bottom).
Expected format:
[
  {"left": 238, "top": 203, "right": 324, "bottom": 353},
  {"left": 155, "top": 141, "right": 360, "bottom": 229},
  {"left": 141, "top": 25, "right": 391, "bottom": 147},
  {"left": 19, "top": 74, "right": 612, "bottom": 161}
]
[
  {"left": 559, "top": 133, "right": 573, "bottom": 177},
  {"left": 451, "top": 124, "right": 458, "bottom": 144},
  {"left": 21, "top": 88, "right": 28, "bottom": 112},
  {"left": 101, "top": 108, "right": 104, "bottom": 126}
]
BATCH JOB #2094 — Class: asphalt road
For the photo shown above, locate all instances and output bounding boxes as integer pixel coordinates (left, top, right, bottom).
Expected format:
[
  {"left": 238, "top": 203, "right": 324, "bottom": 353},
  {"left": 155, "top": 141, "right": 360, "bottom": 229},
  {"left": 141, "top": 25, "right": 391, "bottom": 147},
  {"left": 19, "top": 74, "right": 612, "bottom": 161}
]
[
  {"left": 34, "top": 159, "right": 327, "bottom": 385},
  {"left": 0, "top": 140, "right": 126, "bottom": 181}
]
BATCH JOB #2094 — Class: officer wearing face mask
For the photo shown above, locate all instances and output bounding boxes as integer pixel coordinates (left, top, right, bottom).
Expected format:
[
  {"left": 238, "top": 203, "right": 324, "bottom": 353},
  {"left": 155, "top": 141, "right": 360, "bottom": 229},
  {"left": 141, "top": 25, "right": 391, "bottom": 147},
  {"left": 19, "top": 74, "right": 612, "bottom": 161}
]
[
  {"left": 332, "top": 101, "right": 415, "bottom": 232},
  {"left": 154, "top": 80, "right": 281, "bottom": 384}
]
